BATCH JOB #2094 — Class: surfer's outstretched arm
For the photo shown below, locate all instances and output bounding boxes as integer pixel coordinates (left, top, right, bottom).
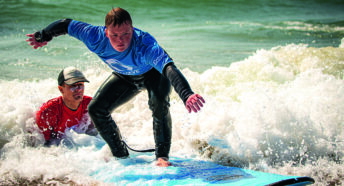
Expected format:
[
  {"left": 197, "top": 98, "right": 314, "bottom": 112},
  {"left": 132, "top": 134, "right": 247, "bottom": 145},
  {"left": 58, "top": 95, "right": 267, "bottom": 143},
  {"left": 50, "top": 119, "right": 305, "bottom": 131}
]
[
  {"left": 163, "top": 63, "right": 205, "bottom": 113},
  {"left": 26, "top": 19, "right": 72, "bottom": 49}
]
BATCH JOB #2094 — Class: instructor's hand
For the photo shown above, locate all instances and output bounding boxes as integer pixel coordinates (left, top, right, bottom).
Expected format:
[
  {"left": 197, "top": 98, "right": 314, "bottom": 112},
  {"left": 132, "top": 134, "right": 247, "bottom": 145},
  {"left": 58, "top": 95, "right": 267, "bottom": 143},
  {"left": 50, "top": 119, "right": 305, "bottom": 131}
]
[
  {"left": 26, "top": 33, "right": 48, "bottom": 49},
  {"left": 186, "top": 94, "right": 205, "bottom": 113}
]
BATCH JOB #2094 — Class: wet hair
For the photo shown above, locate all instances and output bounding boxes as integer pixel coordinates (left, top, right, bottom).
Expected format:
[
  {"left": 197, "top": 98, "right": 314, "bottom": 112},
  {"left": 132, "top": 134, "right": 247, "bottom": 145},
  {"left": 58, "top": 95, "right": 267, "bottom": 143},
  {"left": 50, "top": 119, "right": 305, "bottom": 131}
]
[{"left": 105, "top": 7, "right": 132, "bottom": 28}]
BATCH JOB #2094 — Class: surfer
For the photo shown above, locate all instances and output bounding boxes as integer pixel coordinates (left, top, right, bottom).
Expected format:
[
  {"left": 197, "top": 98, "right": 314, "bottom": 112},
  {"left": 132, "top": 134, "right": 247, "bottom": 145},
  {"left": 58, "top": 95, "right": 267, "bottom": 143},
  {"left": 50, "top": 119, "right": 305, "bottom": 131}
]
[
  {"left": 26, "top": 7, "right": 205, "bottom": 167},
  {"left": 36, "top": 67, "right": 98, "bottom": 146}
]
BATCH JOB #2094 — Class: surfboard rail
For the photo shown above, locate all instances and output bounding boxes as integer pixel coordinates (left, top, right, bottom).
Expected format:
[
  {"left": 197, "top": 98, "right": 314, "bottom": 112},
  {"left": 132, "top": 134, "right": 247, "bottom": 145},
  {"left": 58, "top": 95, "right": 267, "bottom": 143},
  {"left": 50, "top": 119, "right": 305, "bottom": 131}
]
[{"left": 267, "top": 176, "right": 315, "bottom": 186}]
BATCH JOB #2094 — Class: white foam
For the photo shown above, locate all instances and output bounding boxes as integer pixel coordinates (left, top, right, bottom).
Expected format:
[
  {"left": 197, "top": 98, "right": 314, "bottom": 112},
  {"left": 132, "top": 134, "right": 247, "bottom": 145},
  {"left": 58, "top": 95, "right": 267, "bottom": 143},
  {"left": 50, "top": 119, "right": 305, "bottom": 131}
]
[
  {"left": 0, "top": 43, "right": 343, "bottom": 185},
  {"left": 340, "top": 37, "right": 344, "bottom": 48}
]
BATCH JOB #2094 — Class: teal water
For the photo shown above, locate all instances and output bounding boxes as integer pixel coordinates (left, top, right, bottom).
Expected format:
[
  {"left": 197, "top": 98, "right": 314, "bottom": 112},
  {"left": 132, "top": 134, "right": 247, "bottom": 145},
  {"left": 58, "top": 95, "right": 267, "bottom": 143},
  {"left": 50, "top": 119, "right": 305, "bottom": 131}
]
[
  {"left": 0, "top": 0, "right": 343, "bottom": 79},
  {"left": 0, "top": 0, "right": 344, "bottom": 185}
]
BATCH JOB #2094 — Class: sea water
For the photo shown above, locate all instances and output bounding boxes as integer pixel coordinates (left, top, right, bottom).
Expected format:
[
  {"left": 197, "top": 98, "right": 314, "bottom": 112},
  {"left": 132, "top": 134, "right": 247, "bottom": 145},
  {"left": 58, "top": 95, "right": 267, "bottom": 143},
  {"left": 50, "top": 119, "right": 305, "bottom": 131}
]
[{"left": 0, "top": 0, "right": 343, "bottom": 185}]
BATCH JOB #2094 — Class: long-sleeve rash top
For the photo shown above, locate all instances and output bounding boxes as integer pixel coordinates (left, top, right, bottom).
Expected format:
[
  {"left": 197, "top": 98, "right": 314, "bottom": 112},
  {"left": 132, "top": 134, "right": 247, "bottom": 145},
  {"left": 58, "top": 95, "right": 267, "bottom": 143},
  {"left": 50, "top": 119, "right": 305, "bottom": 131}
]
[
  {"left": 36, "top": 19, "right": 194, "bottom": 103},
  {"left": 68, "top": 20, "right": 173, "bottom": 76}
]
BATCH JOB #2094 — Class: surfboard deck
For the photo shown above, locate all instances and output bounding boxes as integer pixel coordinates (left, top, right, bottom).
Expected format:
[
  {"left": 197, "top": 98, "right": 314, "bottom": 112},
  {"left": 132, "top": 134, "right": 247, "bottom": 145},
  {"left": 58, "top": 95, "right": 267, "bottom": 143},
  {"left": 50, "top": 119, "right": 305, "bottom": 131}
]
[{"left": 90, "top": 155, "right": 315, "bottom": 185}]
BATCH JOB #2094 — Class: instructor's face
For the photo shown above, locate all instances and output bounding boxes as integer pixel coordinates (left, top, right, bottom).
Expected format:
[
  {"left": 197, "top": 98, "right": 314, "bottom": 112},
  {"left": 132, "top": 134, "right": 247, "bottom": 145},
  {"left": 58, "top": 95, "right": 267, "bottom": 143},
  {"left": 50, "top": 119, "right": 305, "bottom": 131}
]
[
  {"left": 106, "top": 23, "right": 133, "bottom": 52},
  {"left": 59, "top": 82, "right": 85, "bottom": 102}
]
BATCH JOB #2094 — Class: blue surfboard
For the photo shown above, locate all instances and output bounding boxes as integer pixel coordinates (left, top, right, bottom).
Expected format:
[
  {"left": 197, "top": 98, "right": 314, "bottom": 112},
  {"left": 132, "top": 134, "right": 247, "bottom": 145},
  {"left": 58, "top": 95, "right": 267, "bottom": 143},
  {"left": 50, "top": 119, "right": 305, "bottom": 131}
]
[{"left": 90, "top": 155, "right": 315, "bottom": 185}]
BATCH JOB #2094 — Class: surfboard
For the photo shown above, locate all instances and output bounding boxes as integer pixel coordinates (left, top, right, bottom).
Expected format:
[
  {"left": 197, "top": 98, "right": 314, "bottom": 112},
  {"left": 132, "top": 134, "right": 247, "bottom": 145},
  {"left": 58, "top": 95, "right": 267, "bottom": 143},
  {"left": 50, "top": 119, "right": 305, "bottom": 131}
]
[
  {"left": 90, "top": 155, "right": 315, "bottom": 185},
  {"left": 68, "top": 133, "right": 314, "bottom": 185}
]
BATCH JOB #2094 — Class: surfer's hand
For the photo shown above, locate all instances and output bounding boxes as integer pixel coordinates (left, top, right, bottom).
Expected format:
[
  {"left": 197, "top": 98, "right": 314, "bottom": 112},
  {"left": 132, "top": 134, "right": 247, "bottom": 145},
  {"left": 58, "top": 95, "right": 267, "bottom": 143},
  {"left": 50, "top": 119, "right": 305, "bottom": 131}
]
[
  {"left": 26, "top": 33, "right": 48, "bottom": 49},
  {"left": 156, "top": 157, "right": 172, "bottom": 167},
  {"left": 186, "top": 94, "right": 205, "bottom": 113}
]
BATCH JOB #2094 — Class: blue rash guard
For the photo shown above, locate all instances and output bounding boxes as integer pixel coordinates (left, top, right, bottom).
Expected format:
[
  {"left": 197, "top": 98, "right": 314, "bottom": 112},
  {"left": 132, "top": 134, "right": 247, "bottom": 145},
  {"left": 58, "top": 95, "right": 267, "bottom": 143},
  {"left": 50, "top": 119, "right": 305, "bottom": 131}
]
[
  {"left": 33, "top": 18, "right": 194, "bottom": 103},
  {"left": 68, "top": 20, "right": 173, "bottom": 75}
]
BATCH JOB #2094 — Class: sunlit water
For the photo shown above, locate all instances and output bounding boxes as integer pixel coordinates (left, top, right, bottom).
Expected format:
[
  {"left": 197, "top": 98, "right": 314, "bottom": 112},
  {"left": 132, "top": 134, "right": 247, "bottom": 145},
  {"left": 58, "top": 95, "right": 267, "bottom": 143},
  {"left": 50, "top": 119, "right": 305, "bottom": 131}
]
[{"left": 0, "top": 0, "right": 343, "bottom": 185}]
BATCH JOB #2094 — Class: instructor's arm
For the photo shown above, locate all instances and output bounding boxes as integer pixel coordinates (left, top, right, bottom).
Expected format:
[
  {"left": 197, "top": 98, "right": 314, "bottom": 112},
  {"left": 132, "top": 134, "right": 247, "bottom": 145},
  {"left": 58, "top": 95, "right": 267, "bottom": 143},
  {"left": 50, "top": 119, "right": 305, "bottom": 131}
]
[{"left": 26, "top": 19, "right": 72, "bottom": 49}]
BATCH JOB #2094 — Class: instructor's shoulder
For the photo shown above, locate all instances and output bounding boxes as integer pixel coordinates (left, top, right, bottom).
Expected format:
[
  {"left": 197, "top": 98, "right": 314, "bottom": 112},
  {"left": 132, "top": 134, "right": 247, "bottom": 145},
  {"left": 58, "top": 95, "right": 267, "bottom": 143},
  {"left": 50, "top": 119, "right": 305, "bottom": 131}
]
[
  {"left": 83, "top": 95, "right": 93, "bottom": 104},
  {"left": 37, "top": 96, "right": 62, "bottom": 116}
]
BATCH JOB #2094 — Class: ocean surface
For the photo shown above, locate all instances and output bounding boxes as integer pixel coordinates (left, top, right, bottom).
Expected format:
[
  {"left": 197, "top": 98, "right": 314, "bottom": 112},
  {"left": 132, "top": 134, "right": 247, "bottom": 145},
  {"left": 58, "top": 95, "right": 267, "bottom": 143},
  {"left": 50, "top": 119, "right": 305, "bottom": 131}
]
[{"left": 0, "top": 0, "right": 343, "bottom": 185}]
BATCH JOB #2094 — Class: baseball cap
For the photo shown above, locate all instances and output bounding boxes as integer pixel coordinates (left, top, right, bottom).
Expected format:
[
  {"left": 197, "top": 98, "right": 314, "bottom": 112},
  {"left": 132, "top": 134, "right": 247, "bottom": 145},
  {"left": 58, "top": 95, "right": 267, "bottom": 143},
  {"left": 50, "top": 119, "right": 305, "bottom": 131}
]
[{"left": 58, "top": 66, "right": 89, "bottom": 86}]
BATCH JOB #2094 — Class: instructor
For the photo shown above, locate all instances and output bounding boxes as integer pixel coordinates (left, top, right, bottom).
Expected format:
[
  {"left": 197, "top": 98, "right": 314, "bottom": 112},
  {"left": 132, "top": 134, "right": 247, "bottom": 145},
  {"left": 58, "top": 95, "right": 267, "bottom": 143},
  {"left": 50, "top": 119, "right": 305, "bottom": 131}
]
[{"left": 26, "top": 7, "right": 205, "bottom": 167}]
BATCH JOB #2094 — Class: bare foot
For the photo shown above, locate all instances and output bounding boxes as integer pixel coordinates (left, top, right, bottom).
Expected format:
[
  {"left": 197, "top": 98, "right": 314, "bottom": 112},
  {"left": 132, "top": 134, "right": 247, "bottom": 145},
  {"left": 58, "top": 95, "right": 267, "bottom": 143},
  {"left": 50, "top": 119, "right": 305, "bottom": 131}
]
[{"left": 156, "top": 157, "right": 172, "bottom": 167}]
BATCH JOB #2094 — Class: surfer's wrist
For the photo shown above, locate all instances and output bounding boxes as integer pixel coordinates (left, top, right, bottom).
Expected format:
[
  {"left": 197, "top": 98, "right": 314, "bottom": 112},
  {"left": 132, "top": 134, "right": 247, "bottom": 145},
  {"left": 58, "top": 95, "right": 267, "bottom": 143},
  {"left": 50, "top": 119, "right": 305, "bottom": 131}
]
[
  {"left": 35, "top": 18, "right": 72, "bottom": 43},
  {"left": 163, "top": 63, "right": 194, "bottom": 103},
  {"left": 34, "top": 30, "right": 52, "bottom": 43}
]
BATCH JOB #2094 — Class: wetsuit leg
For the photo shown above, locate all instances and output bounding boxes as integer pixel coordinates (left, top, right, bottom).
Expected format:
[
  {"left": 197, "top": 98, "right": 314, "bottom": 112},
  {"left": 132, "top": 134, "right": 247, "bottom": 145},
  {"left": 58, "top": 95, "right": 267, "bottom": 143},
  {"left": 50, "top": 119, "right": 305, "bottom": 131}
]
[
  {"left": 88, "top": 73, "right": 140, "bottom": 158},
  {"left": 144, "top": 69, "right": 172, "bottom": 159}
]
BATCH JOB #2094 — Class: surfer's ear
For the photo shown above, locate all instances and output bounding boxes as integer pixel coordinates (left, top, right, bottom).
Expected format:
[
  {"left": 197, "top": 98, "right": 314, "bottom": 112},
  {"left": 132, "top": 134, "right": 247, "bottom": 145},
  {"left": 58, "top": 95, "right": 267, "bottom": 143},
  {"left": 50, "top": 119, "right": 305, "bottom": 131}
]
[
  {"left": 58, "top": 85, "right": 64, "bottom": 94},
  {"left": 105, "top": 28, "right": 109, "bottom": 38}
]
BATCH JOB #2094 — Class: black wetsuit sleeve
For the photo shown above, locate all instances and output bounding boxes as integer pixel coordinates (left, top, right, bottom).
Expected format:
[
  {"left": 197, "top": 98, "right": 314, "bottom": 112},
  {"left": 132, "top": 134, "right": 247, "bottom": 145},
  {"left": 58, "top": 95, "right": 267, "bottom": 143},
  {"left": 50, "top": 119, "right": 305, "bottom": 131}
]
[
  {"left": 34, "top": 19, "right": 72, "bottom": 43},
  {"left": 163, "top": 63, "right": 194, "bottom": 104}
]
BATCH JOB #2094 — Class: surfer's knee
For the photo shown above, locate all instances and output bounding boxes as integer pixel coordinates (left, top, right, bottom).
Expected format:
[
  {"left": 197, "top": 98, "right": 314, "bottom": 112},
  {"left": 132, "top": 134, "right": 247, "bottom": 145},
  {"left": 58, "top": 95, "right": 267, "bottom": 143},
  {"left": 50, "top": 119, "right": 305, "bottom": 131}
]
[
  {"left": 148, "top": 95, "right": 170, "bottom": 116},
  {"left": 87, "top": 99, "right": 108, "bottom": 120},
  {"left": 88, "top": 99, "right": 112, "bottom": 132},
  {"left": 87, "top": 99, "right": 97, "bottom": 118}
]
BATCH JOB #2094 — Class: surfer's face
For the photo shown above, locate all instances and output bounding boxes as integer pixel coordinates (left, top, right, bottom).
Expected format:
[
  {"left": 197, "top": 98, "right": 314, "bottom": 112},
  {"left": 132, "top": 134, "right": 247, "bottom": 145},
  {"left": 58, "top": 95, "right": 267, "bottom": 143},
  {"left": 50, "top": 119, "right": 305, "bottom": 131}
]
[{"left": 106, "top": 23, "right": 133, "bottom": 52}]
